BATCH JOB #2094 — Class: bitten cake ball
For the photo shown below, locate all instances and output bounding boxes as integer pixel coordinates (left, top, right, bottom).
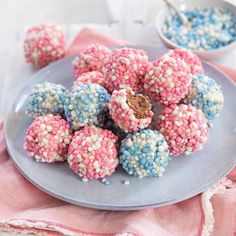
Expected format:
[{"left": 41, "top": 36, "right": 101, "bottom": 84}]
[
  {"left": 157, "top": 104, "right": 208, "bottom": 156},
  {"left": 109, "top": 88, "right": 153, "bottom": 132},
  {"left": 183, "top": 74, "right": 224, "bottom": 124},
  {"left": 25, "top": 82, "right": 68, "bottom": 119},
  {"left": 120, "top": 129, "right": 170, "bottom": 177},
  {"left": 64, "top": 82, "right": 110, "bottom": 130},
  {"left": 68, "top": 125, "right": 119, "bottom": 180},
  {"left": 72, "top": 44, "right": 111, "bottom": 78},
  {"left": 167, "top": 49, "right": 205, "bottom": 75},
  {"left": 144, "top": 56, "right": 191, "bottom": 105},
  {"left": 72, "top": 71, "right": 107, "bottom": 91},
  {"left": 103, "top": 47, "right": 149, "bottom": 93},
  {"left": 24, "top": 115, "right": 73, "bottom": 163},
  {"left": 24, "top": 24, "right": 65, "bottom": 68}
]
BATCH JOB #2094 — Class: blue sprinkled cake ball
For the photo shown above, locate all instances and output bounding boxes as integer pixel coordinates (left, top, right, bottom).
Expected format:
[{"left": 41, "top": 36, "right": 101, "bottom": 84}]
[
  {"left": 25, "top": 82, "right": 68, "bottom": 119},
  {"left": 64, "top": 82, "right": 110, "bottom": 131},
  {"left": 120, "top": 129, "right": 170, "bottom": 178},
  {"left": 183, "top": 74, "right": 224, "bottom": 124}
]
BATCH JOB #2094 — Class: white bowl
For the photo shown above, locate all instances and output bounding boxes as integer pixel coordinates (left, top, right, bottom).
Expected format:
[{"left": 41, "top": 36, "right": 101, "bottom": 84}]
[{"left": 155, "top": 0, "right": 236, "bottom": 60}]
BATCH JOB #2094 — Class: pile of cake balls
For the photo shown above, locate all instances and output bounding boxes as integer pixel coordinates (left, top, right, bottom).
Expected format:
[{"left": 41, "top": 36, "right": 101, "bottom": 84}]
[{"left": 23, "top": 25, "right": 224, "bottom": 183}]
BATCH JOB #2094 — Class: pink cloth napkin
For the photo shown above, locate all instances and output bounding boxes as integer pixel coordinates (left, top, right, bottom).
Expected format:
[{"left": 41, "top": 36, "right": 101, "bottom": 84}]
[{"left": 0, "top": 27, "right": 235, "bottom": 236}]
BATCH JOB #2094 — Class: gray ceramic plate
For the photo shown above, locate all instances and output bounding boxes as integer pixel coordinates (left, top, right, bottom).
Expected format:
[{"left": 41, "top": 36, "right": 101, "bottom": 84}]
[{"left": 4, "top": 47, "right": 236, "bottom": 210}]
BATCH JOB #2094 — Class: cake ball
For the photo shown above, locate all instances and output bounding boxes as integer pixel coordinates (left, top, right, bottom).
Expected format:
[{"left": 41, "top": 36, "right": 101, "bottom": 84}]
[
  {"left": 72, "top": 71, "right": 107, "bottom": 91},
  {"left": 24, "top": 115, "right": 73, "bottom": 163},
  {"left": 25, "top": 82, "right": 68, "bottom": 119},
  {"left": 183, "top": 74, "right": 224, "bottom": 124},
  {"left": 64, "top": 82, "right": 110, "bottom": 130},
  {"left": 102, "top": 47, "right": 149, "bottom": 93},
  {"left": 72, "top": 44, "right": 111, "bottom": 78},
  {"left": 68, "top": 125, "right": 119, "bottom": 180},
  {"left": 144, "top": 56, "right": 191, "bottom": 105},
  {"left": 167, "top": 48, "right": 205, "bottom": 75},
  {"left": 109, "top": 88, "right": 153, "bottom": 132},
  {"left": 157, "top": 104, "right": 208, "bottom": 156},
  {"left": 120, "top": 129, "right": 170, "bottom": 177},
  {"left": 24, "top": 24, "right": 65, "bottom": 68}
]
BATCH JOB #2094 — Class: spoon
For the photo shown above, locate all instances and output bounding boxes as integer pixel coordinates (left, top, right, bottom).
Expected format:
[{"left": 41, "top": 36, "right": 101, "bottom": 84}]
[{"left": 163, "top": 0, "right": 190, "bottom": 27}]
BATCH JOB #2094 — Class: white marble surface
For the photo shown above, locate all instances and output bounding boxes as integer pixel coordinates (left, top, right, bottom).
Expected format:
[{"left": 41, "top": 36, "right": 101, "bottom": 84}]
[{"left": 0, "top": 0, "right": 236, "bottom": 235}]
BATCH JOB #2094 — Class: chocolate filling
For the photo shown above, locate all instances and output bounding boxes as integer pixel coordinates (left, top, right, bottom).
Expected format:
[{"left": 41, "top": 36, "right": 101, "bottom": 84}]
[{"left": 126, "top": 91, "right": 150, "bottom": 119}]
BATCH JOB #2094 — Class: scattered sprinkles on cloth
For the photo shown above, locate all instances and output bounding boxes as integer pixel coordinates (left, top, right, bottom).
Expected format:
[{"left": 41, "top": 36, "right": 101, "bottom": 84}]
[
  {"left": 68, "top": 125, "right": 118, "bottom": 180},
  {"left": 24, "top": 24, "right": 65, "bottom": 68},
  {"left": 157, "top": 104, "right": 209, "bottom": 156},
  {"left": 162, "top": 8, "right": 236, "bottom": 50},
  {"left": 25, "top": 82, "right": 68, "bottom": 119},
  {"left": 24, "top": 115, "right": 73, "bottom": 163},
  {"left": 120, "top": 129, "right": 170, "bottom": 177}
]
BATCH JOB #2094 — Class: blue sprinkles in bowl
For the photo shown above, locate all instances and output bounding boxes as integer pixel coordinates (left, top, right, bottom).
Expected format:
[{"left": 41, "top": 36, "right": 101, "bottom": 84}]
[
  {"left": 162, "top": 7, "right": 236, "bottom": 50},
  {"left": 120, "top": 129, "right": 170, "bottom": 178},
  {"left": 183, "top": 74, "right": 224, "bottom": 124}
]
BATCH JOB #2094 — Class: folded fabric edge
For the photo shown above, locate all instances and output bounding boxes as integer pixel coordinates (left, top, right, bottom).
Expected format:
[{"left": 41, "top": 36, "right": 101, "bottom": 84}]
[
  {"left": 200, "top": 177, "right": 233, "bottom": 236},
  {"left": 0, "top": 219, "right": 136, "bottom": 236}
]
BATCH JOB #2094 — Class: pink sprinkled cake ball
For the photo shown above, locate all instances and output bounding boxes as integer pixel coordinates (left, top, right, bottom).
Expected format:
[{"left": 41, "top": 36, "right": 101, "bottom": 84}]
[
  {"left": 72, "top": 71, "right": 108, "bottom": 91},
  {"left": 109, "top": 88, "right": 153, "bottom": 132},
  {"left": 72, "top": 44, "right": 111, "bottom": 78},
  {"left": 24, "top": 115, "right": 73, "bottom": 163},
  {"left": 166, "top": 48, "right": 205, "bottom": 75},
  {"left": 102, "top": 47, "right": 150, "bottom": 93},
  {"left": 157, "top": 104, "right": 208, "bottom": 156},
  {"left": 144, "top": 56, "right": 191, "bottom": 105},
  {"left": 68, "top": 125, "right": 119, "bottom": 180},
  {"left": 24, "top": 24, "right": 65, "bottom": 68}
]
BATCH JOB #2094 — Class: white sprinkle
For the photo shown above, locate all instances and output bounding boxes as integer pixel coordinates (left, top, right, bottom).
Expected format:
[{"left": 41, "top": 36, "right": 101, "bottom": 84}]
[
  {"left": 82, "top": 178, "right": 88, "bottom": 182},
  {"left": 123, "top": 180, "right": 130, "bottom": 185}
]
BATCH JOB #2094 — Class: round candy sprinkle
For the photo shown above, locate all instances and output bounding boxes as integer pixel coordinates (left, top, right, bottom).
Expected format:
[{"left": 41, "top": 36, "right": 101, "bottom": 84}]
[
  {"left": 157, "top": 104, "right": 208, "bottom": 156},
  {"left": 64, "top": 82, "right": 110, "bottom": 130},
  {"left": 167, "top": 48, "right": 204, "bottom": 75},
  {"left": 183, "top": 74, "right": 224, "bottom": 124},
  {"left": 24, "top": 24, "right": 65, "bottom": 68},
  {"left": 72, "top": 44, "right": 111, "bottom": 78},
  {"left": 25, "top": 82, "right": 68, "bottom": 119},
  {"left": 144, "top": 56, "right": 191, "bottom": 105},
  {"left": 102, "top": 47, "right": 149, "bottom": 93},
  {"left": 72, "top": 71, "right": 108, "bottom": 91},
  {"left": 109, "top": 88, "right": 153, "bottom": 132},
  {"left": 24, "top": 115, "right": 73, "bottom": 163},
  {"left": 120, "top": 129, "right": 170, "bottom": 178},
  {"left": 162, "top": 8, "right": 236, "bottom": 50},
  {"left": 67, "top": 125, "right": 119, "bottom": 180}
]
